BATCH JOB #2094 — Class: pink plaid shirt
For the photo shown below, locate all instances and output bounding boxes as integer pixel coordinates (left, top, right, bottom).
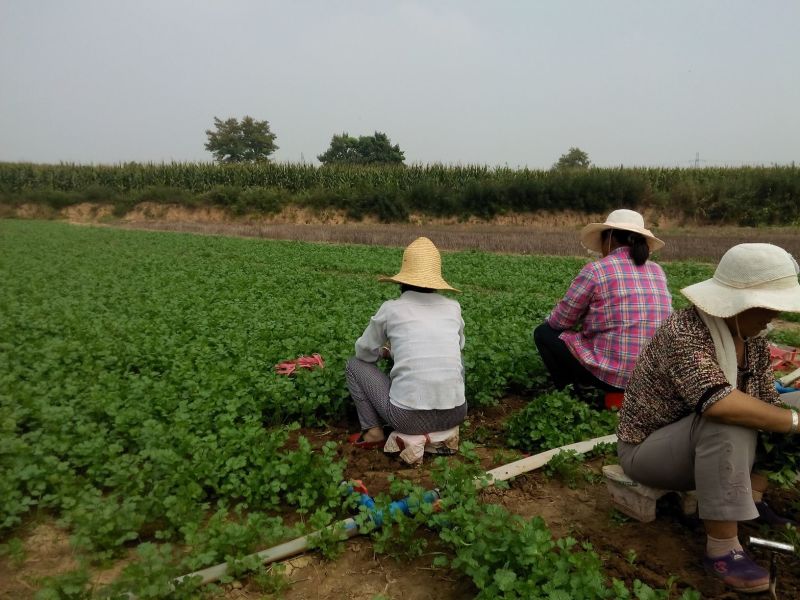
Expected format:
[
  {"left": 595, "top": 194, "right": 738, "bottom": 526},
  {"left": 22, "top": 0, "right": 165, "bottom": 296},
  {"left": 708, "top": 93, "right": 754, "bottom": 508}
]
[{"left": 546, "top": 247, "right": 672, "bottom": 389}]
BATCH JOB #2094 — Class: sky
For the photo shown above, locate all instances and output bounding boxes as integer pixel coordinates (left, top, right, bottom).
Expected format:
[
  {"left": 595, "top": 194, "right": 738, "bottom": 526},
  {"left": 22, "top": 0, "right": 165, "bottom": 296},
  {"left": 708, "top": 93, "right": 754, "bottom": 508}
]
[{"left": 1, "top": 1, "right": 798, "bottom": 168}]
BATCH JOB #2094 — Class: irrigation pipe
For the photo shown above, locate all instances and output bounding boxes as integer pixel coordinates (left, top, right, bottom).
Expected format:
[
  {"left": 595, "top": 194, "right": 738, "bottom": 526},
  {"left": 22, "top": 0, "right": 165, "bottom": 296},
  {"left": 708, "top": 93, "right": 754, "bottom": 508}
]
[
  {"left": 151, "top": 432, "right": 618, "bottom": 596},
  {"left": 483, "top": 433, "right": 617, "bottom": 486},
  {"left": 173, "top": 518, "right": 362, "bottom": 587}
]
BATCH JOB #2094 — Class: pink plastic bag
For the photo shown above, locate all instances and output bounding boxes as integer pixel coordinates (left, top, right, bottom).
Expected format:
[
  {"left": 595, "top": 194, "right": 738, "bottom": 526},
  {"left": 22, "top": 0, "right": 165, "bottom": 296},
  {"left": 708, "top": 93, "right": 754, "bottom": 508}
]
[
  {"left": 769, "top": 343, "right": 800, "bottom": 371},
  {"left": 274, "top": 353, "right": 325, "bottom": 376}
]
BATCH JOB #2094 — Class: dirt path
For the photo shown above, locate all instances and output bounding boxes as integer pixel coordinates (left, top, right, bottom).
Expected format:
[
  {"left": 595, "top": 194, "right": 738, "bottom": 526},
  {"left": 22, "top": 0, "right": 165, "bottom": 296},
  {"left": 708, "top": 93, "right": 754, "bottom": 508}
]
[
  {"left": 112, "top": 220, "right": 800, "bottom": 263},
  {"left": 42, "top": 200, "right": 800, "bottom": 261}
]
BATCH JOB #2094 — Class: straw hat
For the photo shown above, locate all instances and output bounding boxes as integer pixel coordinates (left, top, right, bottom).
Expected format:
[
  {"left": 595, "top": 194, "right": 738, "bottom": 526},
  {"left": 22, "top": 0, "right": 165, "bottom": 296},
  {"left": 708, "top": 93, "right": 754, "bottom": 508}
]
[
  {"left": 681, "top": 243, "right": 800, "bottom": 318},
  {"left": 580, "top": 209, "right": 665, "bottom": 253},
  {"left": 379, "top": 237, "right": 459, "bottom": 292}
]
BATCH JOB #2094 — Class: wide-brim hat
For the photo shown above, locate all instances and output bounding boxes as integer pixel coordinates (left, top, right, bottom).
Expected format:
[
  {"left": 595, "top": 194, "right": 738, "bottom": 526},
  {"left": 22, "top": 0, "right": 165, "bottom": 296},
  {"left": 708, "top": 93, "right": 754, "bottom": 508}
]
[
  {"left": 378, "top": 237, "right": 459, "bottom": 292},
  {"left": 580, "top": 209, "right": 665, "bottom": 253},
  {"left": 681, "top": 243, "right": 800, "bottom": 318}
]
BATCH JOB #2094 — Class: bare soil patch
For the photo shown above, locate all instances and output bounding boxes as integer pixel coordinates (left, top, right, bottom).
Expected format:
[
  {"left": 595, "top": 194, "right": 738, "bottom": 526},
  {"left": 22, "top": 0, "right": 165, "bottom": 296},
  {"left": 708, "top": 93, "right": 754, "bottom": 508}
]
[
  {"left": 107, "top": 203, "right": 800, "bottom": 261},
  {"left": 112, "top": 219, "right": 800, "bottom": 262},
  {"left": 0, "top": 522, "right": 77, "bottom": 599},
  {"left": 62, "top": 202, "right": 114, "bottom": 222},
  {"left": 13, "top": 203, "right": 57, "bottom": 219}
]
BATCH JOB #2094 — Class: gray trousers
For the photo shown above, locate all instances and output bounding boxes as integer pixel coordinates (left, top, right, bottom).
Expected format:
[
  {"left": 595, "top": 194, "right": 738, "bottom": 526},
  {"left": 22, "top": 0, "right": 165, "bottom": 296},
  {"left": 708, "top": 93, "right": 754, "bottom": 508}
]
[
  {"left": 345, "top": 357, "right": 467, "bottom": 434},
  {"left": 618, "top": 413, "right": 759, "bottom": 522}
]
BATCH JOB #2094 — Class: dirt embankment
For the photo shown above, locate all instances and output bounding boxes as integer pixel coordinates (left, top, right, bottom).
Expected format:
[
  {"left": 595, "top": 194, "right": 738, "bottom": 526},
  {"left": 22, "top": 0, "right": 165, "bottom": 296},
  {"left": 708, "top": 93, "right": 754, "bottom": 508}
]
[{"left": 6, "top": 200, "right": 799, "bottom": 262}]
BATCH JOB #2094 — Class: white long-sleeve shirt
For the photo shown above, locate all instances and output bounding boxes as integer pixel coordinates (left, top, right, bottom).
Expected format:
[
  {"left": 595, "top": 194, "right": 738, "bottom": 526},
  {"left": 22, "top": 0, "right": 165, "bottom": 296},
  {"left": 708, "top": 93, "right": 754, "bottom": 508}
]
[{"left": 354, "top": 291, "right": 466, "bottom": 411}]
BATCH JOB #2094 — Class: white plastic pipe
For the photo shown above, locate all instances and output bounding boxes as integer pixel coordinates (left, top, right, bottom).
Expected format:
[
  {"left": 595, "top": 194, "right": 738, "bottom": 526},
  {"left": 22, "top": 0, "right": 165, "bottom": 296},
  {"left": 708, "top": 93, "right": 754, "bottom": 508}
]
[
  {"left": 483, "top": 434, "right": 618, "bottom": 485},
  {"left": 779, "top": 367, "right": 800, "bottom": 387},
  {"left": 174, "top": 518, "right": 360, "bottom": 586}
]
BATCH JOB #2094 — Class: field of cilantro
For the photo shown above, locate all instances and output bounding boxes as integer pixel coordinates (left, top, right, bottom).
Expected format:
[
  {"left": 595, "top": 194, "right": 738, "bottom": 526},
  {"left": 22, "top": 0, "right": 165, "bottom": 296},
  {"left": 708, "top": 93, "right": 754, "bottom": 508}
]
[{"left": 3, "top": 219, "right": 800, "bottom": 600}]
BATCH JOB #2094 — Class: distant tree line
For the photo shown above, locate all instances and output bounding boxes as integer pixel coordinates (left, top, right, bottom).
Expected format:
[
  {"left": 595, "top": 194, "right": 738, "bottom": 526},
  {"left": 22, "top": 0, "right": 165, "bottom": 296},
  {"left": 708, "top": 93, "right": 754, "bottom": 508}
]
[
  {"left": 205, "top": 116, "right": 405, "bottom": 166},
  {"left": 205, "top": 116, "right": 598, "bottom": 174}
]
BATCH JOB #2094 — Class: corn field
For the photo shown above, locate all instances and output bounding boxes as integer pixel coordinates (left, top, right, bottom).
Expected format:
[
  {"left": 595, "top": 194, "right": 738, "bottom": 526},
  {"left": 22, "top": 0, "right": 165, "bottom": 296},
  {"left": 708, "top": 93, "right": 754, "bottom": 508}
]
[{"left": 0, "top": 161, "right": 798, "bottom": 225}]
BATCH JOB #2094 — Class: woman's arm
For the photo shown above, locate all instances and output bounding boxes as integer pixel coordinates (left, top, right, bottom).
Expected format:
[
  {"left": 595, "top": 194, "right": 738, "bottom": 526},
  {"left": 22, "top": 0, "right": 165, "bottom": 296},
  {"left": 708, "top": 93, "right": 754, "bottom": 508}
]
[
  {"left": 703, "top": 389, "right": 796, "bottom": 433},
  {"left": 546, "top": 265, "right": 595, "bottom": 330},
  {"left": 354, "top": 306, "right": 388, "bottom": 363}
]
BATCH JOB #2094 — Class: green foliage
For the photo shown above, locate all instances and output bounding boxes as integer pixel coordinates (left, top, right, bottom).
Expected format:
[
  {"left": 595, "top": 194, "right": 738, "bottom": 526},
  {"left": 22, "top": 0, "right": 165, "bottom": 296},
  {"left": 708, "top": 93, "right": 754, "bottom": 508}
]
[
  {"left": 102, "top": 543, "right": 204, "bottom": 599},
  {"left": 204, "top": 116, "right": 278, "bottom": 163},
  {"left": 584, "top": 441, "right": 618, "bottom": 462},
  {"left": 179, "top": 506, "right": 290, "bottom": 572},
  {"left": 305, "top": 508, "right": 350, "bottom": 560},
  {"left": 553, "top": 147, "right": 591, "bottom": 170},
  {"left": 132, "top": 185, "right": 195, "bottom": 205},
  {"left": 0, "top": 222, "right": 725, "bottom": 597},
  {"left": 769, "top": 327, "right": 800, "bottom": 349},
  {"left": 354, "top": 475, "right": 436, "bottom": 560},
  {"left": 2, "top": 161, "right": 799, "bottom": 225},
  {"left": 3, "top": 221, "right": 367, "bottom": 533},
  {"left": 35, "top": 568, "right": 92, "bottom": 600},
  {"left": 0, "top": 536, "right": 25, "bottom": 567},
  {"left": 0, "top": 218, "right": 731, "bottom": 573},
  {"left": 235, "top": 186, "right": 287, "bottom": 214},
  {"left": 758, "top": 429, "right": 800, "bottom": 487},
  {"left": 1, "top": 222, "right": 349, "bottom": 553},
  {"left": 317, "top": 131, "right": 404, "bottom": 165},
  {"left": 250, "top": 563, "right": 290, "bottom": 596},
  {"left": 505, "top": 389, "right": 618, "bottom": 452},
  {"left": 779, "top": 523, "right": 800, "bottom": 551},
  {"left": 544, "top": 449, "right": 600, "bottom": 489}
]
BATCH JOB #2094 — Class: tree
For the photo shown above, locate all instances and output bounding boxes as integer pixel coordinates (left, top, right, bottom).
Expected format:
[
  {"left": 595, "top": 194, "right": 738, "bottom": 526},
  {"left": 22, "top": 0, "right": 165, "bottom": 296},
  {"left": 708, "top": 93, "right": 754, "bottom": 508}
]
[
  {"left": 205, "top": 116, "right": 278, "bottom": 163},
  {"left": 317, "top": 131, "right": 405, "bottom": 165},
  {"left": 553, "top": 147, "right": 591, "bottom": 170}
]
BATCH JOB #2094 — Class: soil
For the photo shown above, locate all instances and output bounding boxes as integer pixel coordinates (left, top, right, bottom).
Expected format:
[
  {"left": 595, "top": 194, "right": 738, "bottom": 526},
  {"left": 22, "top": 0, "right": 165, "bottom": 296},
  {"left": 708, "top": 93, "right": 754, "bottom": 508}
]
[
  {"left": 6, "top": 200, "right": 800, "bottom": 260},
  {"left": 4, "top": 206, "right": 800, "bottom": 598}
]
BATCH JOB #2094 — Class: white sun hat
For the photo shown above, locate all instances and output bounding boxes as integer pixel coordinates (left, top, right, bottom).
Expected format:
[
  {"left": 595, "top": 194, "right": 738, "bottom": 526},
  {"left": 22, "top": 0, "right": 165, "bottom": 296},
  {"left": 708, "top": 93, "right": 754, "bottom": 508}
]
[
  {"left": 580, "top": 209, "right": 665, "bottom": 253},
  {"left": 379, "top": 237, "right": 459, "bottom": 292},
  {"left": 681, "top": 243, "right": 800, "bottom": 318}
]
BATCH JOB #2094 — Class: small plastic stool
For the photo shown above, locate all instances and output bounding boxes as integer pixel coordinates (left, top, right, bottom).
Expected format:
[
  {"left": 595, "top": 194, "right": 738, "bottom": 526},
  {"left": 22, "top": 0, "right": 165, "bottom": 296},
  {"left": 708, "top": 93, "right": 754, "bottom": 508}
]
[
  {"left": 602, "top": 464, "right": 697, "bottom": 522},
  {"left": 604, "top": 391, "right": 624, "bottom": 410},
  {"left": 383, "top": 427, "right": 460, "bottom": 467}
]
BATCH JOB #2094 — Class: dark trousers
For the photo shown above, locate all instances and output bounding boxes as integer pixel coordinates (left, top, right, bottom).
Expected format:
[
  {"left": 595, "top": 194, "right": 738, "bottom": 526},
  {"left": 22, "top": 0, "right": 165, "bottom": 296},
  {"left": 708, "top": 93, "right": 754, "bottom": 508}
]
[{"left": 533, "top": 322, "right": 622, "bottom": 393}]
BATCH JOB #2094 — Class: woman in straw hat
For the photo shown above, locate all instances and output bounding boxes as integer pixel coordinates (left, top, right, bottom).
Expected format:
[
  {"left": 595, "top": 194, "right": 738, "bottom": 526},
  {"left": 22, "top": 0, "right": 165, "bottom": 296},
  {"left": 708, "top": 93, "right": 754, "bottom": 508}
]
[
  {"left": 617, "top": 243, "right": 800, "bottom": 594},
  {"left": 534, "top": 209, "right": 672, "bottom": 399},
  {"left": 345, "top": 237, "right": 466, "bottom": 448}
]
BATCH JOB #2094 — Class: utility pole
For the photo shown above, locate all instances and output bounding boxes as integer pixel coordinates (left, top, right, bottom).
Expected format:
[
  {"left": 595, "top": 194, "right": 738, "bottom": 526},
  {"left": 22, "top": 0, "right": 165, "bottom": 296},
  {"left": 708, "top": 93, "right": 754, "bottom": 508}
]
[{"left": 694, "top": 152, "right": 700, "bottom": 168}]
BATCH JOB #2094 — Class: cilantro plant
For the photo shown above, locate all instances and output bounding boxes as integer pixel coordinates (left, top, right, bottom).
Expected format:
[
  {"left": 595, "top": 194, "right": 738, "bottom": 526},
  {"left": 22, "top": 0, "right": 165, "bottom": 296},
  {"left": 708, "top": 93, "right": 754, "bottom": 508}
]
[
  {"left": 505, "top": 389, "right": 618, "bottom": 453},
  {"left": 0, "top": 221, "right": 717, "bottom": 597},
  {"left": 544, "top": 449, "right": 601, "bottom": 489}
]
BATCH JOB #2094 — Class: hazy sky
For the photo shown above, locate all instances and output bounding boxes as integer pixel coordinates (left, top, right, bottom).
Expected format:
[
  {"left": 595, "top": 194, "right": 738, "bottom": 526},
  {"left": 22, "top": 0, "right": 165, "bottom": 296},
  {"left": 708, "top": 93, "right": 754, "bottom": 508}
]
[{"left": 1, "top": 1, "right": 798, "bottom": 168}]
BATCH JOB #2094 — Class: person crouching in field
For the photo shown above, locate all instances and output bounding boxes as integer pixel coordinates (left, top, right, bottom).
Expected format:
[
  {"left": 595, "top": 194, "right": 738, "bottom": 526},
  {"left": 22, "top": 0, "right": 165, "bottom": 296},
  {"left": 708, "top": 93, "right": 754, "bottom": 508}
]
[
  {"left": 534, "top": 209, "right": 672, "bottom": 400},
  {"left": 345, "top": 237, "right": 467, "bottom": 448},
  {"left": 617, "top": 243, "right": 800, "bottom": 594}
]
